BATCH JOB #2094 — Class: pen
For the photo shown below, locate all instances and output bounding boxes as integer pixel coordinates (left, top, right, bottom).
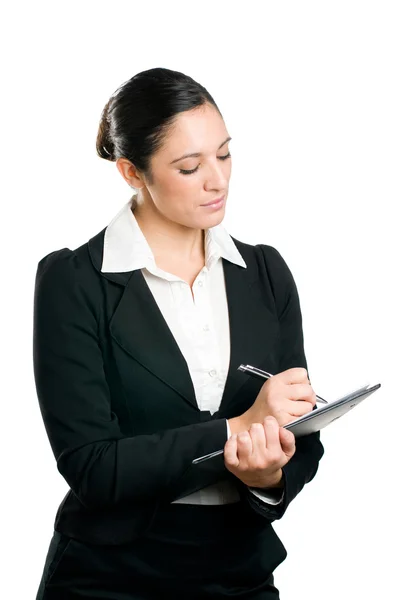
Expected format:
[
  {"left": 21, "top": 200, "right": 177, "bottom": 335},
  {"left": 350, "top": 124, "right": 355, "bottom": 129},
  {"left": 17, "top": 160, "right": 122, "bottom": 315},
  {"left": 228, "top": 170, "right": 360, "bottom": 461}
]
[
  {"left": 237, "top": 365, "right": 329, "bottom": 405},
  {"left": 192, "top": 364, "right": 328, "bottom": 465}
]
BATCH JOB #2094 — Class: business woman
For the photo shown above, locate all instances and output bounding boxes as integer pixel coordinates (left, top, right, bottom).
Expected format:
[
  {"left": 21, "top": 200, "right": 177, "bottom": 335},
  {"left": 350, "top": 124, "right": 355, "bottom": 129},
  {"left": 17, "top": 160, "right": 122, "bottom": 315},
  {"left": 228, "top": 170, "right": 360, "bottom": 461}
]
[{"left": 33, "top": 67, "right": 324, "bottom": 599}]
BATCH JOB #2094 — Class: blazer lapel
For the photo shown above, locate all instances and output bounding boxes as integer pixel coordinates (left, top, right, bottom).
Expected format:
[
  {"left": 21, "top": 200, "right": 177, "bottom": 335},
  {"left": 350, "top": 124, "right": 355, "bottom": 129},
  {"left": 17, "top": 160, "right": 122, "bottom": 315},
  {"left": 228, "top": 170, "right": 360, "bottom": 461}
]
[
  {"left": 88, "top": 227, "right": 197, "bottom": 409},
  {"left": 88, "top": 228, "right": 280, "bottom": 416},
  {"left": 217, "top": 244, "right": 280, "bottom": 417},
  {"left": 112, "top": 268, "right": 201, "bottom": 409}
]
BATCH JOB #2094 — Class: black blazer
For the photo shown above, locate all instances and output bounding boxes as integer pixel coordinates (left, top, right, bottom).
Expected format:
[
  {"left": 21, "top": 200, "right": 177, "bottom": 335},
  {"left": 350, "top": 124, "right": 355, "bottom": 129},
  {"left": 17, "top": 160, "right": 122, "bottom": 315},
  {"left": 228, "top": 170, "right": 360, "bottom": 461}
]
[{"left": 33, "top": 226, "right": 324, "bottom": 545}]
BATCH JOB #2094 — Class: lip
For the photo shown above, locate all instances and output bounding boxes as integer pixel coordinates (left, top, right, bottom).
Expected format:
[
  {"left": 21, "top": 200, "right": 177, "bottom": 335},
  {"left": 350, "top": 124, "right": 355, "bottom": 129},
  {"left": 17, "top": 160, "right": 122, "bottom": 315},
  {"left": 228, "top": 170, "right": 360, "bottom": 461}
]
[{"left": 201, "top": 195, "right": 225, "bottom": 207}]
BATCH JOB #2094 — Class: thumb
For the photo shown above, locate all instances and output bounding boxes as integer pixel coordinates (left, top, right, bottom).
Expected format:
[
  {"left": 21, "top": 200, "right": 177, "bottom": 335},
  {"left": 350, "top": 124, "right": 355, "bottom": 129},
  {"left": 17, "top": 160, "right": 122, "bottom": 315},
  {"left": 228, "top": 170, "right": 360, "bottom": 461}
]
[{"left": 279, "top": 427, "right": 296, "bottom": 459}]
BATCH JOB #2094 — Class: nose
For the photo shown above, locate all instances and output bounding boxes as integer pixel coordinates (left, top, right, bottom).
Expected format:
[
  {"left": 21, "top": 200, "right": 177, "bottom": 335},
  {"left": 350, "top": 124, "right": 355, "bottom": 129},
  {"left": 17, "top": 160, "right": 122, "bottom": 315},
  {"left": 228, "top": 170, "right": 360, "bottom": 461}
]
[{"left": 203, "top": 160, "right": 229, "bottom": 192}]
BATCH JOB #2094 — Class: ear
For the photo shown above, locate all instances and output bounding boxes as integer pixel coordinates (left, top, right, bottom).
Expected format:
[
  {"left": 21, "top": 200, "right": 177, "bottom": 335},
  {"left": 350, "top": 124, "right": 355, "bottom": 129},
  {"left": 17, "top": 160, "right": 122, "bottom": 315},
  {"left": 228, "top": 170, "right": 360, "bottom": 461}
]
[{"left": 116, "top": 157, "right": 145, "bottom": 189}]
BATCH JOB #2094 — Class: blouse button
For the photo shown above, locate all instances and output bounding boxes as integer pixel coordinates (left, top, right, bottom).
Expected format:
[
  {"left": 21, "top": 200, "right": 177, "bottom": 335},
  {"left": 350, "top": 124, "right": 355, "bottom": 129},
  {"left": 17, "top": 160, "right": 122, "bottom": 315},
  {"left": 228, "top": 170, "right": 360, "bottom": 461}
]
[{"left": 209, "top": 369, "right": 217, "bottom": 377}]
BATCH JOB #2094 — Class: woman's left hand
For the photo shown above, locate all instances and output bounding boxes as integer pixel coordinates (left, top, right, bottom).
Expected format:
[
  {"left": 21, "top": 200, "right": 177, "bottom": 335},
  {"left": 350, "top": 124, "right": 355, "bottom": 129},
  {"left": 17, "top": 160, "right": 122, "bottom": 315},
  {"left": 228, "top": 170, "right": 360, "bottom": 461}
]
[{"left": 223, "top": 416, "right": 296, "bottom": 488}]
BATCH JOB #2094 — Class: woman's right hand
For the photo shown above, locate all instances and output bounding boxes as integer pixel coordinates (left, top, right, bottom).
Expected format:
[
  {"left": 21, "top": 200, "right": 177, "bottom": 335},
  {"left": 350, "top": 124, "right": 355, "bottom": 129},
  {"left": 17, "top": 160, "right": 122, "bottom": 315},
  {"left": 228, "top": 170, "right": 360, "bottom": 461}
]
[{"left": 230, "top": 368, "right": 317, "bottom": 434}]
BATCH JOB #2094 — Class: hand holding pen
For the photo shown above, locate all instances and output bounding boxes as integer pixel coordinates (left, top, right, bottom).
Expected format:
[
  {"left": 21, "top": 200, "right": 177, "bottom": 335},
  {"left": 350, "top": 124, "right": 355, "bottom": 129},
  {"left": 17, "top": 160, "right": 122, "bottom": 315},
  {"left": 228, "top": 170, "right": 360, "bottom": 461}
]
[
  {"left": 238, "top": 365, "right": 328, "bottom": 404},
  {"left": 193, "top": 365, "right": 327, "bottom": 465}
]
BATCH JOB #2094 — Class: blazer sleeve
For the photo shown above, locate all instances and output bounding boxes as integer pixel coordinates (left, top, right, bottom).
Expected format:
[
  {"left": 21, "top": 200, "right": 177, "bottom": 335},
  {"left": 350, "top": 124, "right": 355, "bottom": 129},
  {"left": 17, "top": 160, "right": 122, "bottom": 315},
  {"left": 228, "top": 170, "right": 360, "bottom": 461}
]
[
  {"left": 33, "top": 249, "right": 230, "bottom": 510},
  {"left": 238, "top": 244, "right": 325, "bottom": 521}
]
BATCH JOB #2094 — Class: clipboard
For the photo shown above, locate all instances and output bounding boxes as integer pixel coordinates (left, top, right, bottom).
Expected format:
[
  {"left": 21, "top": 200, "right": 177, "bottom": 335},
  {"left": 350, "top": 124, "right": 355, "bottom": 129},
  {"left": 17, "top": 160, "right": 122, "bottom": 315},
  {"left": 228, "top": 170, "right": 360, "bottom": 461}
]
[
  {"left": 192, "top": 381, "right": 381, "bottom": 464},
  {"left": 285, "top": 382, "right": 381, "bottom": 438}
]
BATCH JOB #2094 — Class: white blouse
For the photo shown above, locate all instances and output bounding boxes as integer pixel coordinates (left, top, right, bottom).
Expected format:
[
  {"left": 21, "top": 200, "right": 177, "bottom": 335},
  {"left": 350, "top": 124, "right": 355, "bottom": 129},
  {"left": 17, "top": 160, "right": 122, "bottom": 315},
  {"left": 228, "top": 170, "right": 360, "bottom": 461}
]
[{"left": 101, "top": 194, "right": 283, "bottom": 506}]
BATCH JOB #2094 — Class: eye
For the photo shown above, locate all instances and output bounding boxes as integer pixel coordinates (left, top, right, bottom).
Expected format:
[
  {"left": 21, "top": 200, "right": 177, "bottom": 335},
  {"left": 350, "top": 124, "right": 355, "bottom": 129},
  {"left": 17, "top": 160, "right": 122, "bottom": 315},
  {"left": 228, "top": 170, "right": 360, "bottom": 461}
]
[
  {"left": 179, "top": 152, "right": 231, "bottom": 175},
  {"left": 179, "top": 166, "right": 199, "bottom": 175}
]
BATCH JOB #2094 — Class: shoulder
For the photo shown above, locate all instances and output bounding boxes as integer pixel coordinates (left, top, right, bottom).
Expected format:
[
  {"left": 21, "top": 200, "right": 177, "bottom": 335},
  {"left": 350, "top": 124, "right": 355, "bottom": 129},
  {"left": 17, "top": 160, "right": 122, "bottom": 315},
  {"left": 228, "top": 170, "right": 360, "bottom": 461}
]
[
  {"left": 36, "top": 243, "right": 89, "bottom": 283},
  {"left": 230, "top": 235, "right": 294, "bottom": 280},
  {"left": 230, "top": 235, "right": 299, "bottom": 309},
  {"left": 34, "top": 239, "right": 102, "bottom": 315}
]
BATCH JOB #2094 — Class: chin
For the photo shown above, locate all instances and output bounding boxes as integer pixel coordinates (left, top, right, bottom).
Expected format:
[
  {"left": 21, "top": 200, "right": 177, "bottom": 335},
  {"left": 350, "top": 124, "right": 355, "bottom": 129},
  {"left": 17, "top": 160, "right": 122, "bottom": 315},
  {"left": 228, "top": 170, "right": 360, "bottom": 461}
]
[
  {"left": 202, "top": 210, "right": 225, "bottom": 228},
  {"left": 184, "top": 202, "right": 227, "bottom": 229}
]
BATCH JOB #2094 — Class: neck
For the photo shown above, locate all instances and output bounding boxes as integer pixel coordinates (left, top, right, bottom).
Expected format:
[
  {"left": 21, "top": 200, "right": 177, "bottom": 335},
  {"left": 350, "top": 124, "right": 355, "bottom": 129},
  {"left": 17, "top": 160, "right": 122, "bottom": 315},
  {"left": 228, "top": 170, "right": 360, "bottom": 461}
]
[{"left": 131, "top": 193, "right": 205, "bottom": 265}]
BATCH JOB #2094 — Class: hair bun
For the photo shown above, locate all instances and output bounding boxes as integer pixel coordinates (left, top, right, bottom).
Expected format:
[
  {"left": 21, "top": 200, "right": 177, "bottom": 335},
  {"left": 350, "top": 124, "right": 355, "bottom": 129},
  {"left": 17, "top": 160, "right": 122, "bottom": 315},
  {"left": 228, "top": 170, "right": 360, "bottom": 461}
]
[{"left": 96, "top": 99, "right": 116, "bottom": 162}]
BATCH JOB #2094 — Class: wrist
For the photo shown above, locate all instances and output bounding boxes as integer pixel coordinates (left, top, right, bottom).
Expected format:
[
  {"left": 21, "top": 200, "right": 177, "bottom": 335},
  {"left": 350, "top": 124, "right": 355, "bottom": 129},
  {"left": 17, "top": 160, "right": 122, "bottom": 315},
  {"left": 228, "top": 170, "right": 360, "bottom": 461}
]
[
  {"left": 228, "top": 416, "right": 249, "bottom": 436},
  {"left": 257, "top": 468, "right": 284, "bottom": 490}
]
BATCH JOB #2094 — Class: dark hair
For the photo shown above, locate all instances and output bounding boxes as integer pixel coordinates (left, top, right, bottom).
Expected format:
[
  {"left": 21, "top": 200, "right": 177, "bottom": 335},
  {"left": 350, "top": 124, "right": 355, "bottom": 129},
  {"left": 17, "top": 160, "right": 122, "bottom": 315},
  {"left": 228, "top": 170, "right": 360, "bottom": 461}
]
[{"left": 96, "top": 67, "right": 222, "bottom": 183}]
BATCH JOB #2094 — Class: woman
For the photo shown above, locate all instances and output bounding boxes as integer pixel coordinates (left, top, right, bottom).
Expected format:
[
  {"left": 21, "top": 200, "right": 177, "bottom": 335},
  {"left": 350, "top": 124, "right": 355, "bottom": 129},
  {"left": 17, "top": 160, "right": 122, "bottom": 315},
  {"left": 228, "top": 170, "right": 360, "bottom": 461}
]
[{"left": 34, "top": 67, "right": 324, "bottom": 599}]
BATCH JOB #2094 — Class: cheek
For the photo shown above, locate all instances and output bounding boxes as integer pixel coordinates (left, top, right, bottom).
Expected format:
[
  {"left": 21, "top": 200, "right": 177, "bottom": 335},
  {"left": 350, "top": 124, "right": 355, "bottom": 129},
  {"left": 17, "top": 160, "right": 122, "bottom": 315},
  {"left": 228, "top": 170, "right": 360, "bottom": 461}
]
[
  {"left": 167, "top": 176, "right": 200, "bottom": 212},
  {"left": 154, "top": 177, "right": 195, "bottom": 214},
  {"left": 161, "top": 173, "right": 197, "bottom": 195}
]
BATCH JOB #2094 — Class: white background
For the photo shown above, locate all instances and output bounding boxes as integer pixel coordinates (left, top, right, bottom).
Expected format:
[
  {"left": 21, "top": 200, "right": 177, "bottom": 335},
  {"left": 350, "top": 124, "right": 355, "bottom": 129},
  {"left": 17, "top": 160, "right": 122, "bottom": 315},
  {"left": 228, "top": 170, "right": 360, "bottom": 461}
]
[{"left": 2, "top": 1, "right": 397, "bottom": 598}]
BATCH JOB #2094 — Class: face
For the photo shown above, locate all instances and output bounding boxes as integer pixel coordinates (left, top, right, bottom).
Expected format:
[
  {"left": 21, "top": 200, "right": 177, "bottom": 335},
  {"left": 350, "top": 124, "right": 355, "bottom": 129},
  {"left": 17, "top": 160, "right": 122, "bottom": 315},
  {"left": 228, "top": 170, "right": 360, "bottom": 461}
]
[{"left": 120, "top": 102, "right": 232, "bottom": 230}]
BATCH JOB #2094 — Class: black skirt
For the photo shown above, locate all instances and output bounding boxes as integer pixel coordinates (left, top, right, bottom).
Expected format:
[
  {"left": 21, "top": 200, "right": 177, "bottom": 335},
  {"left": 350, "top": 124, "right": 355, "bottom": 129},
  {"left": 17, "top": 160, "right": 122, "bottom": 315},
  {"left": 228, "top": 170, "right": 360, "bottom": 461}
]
[{"left": 36, "top": 500, "right": 287, "bottom": 599}]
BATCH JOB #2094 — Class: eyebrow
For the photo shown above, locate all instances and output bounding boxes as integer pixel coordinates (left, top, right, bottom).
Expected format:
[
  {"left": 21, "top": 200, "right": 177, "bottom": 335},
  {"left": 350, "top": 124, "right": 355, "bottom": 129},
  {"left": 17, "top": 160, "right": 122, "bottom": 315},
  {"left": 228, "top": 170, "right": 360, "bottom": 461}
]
[{"left": 169, "top": 136, "right": 232, "bottom": 164}]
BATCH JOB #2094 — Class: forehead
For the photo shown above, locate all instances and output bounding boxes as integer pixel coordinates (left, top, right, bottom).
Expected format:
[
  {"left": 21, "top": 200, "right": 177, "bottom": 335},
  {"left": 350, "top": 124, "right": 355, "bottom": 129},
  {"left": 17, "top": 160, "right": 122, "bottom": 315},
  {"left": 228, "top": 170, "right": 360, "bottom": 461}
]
[{"left": 160, "top": 104, "right": 228, "bottom": 155}]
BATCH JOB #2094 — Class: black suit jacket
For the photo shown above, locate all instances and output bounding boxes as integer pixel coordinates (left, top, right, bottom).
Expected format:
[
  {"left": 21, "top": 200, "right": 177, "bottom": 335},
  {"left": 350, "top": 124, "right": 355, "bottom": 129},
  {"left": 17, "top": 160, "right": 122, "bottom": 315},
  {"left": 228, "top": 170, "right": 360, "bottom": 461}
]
[{"left": 33, "top": 226, "right": 324, "bottom": 545}]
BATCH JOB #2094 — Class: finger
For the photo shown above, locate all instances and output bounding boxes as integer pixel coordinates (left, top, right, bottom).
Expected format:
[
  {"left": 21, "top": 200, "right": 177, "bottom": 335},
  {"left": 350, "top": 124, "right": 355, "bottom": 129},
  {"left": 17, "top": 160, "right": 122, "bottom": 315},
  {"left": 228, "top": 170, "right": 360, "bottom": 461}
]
[
  {"left": 287, "top": 399, "right": 316, "bottom": 417},
  {"left": 263, "top": 416, "right": 281, "bottom": 452},
  {"left": 224, "top": 433, "right": 239, "bottom": 468},
  {"left": 236, "top": 430, "right": 253, "bottom": 468},
  {"left": 248, "top": 422, "right": 267, "bottom": 461},
  {"left": 279, "top": 427, "right": 296, "bottom": 459},
  {"left": 280, "top": 367, "right": 309, "bottom": 385},
  {"left": 285, "top": 383, "right": 315, "bottom": 403}
]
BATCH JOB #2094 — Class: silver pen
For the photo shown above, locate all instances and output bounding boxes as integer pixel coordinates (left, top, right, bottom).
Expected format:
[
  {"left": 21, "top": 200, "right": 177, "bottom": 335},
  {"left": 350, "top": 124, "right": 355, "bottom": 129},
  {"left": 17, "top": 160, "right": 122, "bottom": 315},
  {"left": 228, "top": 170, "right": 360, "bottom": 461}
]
[
  {"left": 237, "top": 365, "right": 328, "bottom": 405},
  {"left": 192, "top": 364, "right": 328, "bottom": 465}
]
